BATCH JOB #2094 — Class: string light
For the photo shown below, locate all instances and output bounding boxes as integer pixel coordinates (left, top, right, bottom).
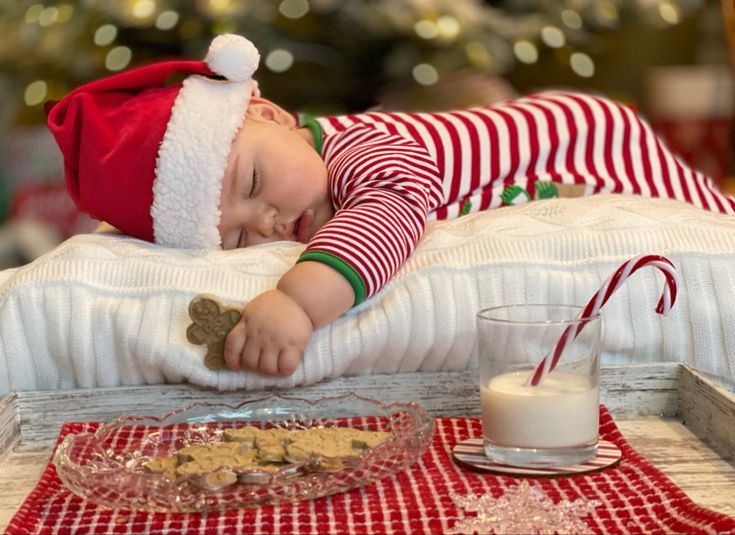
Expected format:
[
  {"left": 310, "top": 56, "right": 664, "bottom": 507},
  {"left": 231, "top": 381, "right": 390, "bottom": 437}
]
[
  {"left": 414, "top": 16, "right": 460, "bottom": 41},
  {"left": 24, "top": 80, "right": 47, "bottom": 106},
  {"left": 412, "top": 63, "right": 439, "bottom": 85},
  {"left": 94, "top": 24, "right": 118, "bottom": 46},
  {"left": 561, "top": 9, "right": 582, "bottom": 30},
  {"left": 514, "top": 40, "right": 538, "bottom": 64},
  {"left": 105, "top": 46, "right": 132, "bottom": 71},
  {"left": 208, "top": 0, "right": 233, "bottom": 13},
  {"left": 56, "top": 4, "right": 74, "bottom": 24},
  {"left": 24, "top": 4, "right": 43, "bottom": 24},
  {"left": 132, "top": 0, "right": 156, "bottom": 19},
  {"left": 38, "top": 6, "right": 59, "bottom": 27},
  {"left": 596, "top": 0, "right": 619, "bottom": 24},
  {"left": 265, "top": 49, "right": 294, "bottom": 72},
  {"left": 279, "top": 0, "right": 309, "bottom": 19},
  {"left": 436, "top": 15, "right": 460, "bottom": 40},
  {"left": 465, "top": 41, "right": 492, "bottom": 68},
  {"left": 540, "top": 26, "right": 565, "bottom": 48},
  {"left": 155, "top": 10, "right": 179, "bottom": 30},
  {"left": 659, "top": 2, "right": 680, "bottom": 24},
  {"left": 414, "top": 19, "right": 438, "bottom": 39},
  {"left": 570, "top": 52, "right": 594, "bottom": 77}
]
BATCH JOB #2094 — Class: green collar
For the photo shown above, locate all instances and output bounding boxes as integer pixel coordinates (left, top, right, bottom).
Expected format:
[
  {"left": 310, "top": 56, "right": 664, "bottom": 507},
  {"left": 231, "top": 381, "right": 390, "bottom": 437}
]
[{"left": 300, "top": 114, "right": 323, "bottom": 157}]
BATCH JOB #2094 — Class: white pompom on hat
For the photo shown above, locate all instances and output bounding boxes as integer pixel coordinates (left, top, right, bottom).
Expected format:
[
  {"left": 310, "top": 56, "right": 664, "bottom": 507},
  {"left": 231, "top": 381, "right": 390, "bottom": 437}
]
[
  {"left": 46, "top": 34, "right": 261, "bottom": 249},
  {"left": 206, "top": 33, "right": 260, "bottom": 82}
]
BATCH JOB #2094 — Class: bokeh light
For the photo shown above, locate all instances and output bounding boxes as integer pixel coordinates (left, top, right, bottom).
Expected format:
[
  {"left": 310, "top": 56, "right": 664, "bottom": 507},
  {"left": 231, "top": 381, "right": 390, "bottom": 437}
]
[
  {"left": 38, "top": 7, "right": 59, "bottom": 27},
  {"left": 465, "top": 41, "right": 492, "bottom": 68},
  {"left": 570, "top": 52, "right": 595, "bottom": 77},
  {"left": 265, "top": 49, "right": 294, "bottom": 72},
  {"left": 94, "top": 24, "right": 117, "bottom": 46},
  {"left": 561, "top": 10, "right": 583, "bottom": 30},
  {"left": 208, "top": 0, "right": 233, "bottom": 12},
  {"left": 414, "top": 19, "right": 438, "bottom": 39},
  {"left": 436, "top": 16, "right": 461, "bottom": 40},
  {"left": 24, "top": 4, "right": 43, "bottom": 24},
  {"left": 56, "top": 4, "right": 74, "bottom": 24},
  {"left": 541, "top": 26, "right": 565, "bottom": 48},
  {"left": 659, "top": 2, "right": 680, "bottom": 24},
  {"left": 105, "top": 46, "right": 132, "bottom": 71},
  {"left": 412, "top": 63, "right": 439, "bottom": 85},
  {"left": 279, "top": 0, "right": 309, "bottom": 19},
  {"left": 24, "top": 81, "right": 47, "bottom": 106},
  {"left": 514, "top": 40, "right": 539, "bottom": 64},
  {"left": 132, "top": 0, "right": 156, "bottom": 19},
  {"left": 155, "top": 10, "right": 179, "bottom": 30},
  {"left": 596, "top": 0, "right": 619, "bottom": 24}
]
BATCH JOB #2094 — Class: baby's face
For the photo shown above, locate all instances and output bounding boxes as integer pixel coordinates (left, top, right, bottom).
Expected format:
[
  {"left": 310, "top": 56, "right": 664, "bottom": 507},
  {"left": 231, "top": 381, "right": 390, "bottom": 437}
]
[{"left": 218, "top": 114, "right": 333, "bottom": 249}]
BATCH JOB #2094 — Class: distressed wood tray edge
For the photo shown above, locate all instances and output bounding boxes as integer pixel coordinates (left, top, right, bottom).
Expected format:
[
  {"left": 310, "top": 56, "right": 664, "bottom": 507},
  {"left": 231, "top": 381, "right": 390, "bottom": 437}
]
[{"left": 0, "top": 362, "right": 733, "bottom": 457}]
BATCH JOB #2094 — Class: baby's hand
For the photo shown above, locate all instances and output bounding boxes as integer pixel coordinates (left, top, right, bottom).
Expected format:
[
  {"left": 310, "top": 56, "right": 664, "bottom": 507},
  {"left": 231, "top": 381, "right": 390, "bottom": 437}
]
[{"left": 223, "top": 289, "right": 313, "bottom": 376}]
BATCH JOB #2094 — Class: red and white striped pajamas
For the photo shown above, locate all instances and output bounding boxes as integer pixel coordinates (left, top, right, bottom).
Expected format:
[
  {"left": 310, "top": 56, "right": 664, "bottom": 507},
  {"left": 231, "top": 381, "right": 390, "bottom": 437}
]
[{"left": 297, "top": 91, "right": 734, "bottom": 305}]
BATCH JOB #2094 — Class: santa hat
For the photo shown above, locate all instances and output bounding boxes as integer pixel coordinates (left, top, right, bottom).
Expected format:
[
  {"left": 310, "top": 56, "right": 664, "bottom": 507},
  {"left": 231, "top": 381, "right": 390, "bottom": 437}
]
[{"left": 46, "top": 34, "right": 260, "bottom": 249}]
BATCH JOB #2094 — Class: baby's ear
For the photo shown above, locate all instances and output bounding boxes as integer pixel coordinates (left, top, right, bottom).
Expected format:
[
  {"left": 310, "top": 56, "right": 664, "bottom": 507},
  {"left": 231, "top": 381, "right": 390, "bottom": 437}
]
[{"left": 247, "top": 96, "right": 297, "bottom": 128}]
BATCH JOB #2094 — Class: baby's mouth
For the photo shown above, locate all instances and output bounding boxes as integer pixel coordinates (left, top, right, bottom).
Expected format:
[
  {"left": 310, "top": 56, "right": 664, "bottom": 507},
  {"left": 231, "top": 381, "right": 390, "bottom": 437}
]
[{"left": 295, "top": 210, "right": 314, "bottom": 244}]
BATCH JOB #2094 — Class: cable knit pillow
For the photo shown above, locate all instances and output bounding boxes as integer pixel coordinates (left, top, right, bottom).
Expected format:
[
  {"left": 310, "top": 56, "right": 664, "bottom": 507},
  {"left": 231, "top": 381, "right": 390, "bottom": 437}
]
[{"left": 1, "top": 194, "right": 734, "bottom": 394}]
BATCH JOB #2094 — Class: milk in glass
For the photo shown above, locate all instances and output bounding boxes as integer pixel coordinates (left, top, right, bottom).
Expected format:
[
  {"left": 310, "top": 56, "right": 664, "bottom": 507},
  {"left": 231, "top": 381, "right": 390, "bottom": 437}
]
[{"left": 481, "top": 370, "right": 599, "bottom": 449}]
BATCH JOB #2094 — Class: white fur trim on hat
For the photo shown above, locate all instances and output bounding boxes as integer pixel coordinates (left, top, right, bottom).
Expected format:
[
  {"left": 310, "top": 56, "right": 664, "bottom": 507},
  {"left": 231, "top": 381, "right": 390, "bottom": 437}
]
[{"left": 151, "top": 35, "right": 260, "bottom": 249}]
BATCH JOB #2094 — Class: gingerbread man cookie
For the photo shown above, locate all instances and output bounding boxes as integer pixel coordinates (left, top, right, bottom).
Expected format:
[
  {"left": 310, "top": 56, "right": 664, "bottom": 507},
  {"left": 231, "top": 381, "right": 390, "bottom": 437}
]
[{"left": 186, "top": 294, "right": 242, "bottom": 369}]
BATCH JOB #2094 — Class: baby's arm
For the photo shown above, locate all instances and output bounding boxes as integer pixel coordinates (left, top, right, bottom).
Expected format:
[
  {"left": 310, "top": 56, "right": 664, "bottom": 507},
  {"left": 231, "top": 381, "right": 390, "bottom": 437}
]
[
  {"left": 223, "top": 260, "right": 354, "bottom": 375},
  {"left": 224, "top": 126, "right": 441, "bottom": 377}
]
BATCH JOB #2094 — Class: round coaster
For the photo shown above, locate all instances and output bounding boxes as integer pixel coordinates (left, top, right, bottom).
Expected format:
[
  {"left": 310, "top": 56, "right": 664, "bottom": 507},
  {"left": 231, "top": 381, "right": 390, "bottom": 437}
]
[{"left": 452, "top": 438, "right": 622, "bottom": 477}]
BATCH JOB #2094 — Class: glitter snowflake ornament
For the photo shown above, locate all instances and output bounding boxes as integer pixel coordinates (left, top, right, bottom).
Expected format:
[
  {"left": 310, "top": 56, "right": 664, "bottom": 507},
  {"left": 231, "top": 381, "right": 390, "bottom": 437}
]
[{"left": 448, "top": 481, "right": 600, "bottom": 535}]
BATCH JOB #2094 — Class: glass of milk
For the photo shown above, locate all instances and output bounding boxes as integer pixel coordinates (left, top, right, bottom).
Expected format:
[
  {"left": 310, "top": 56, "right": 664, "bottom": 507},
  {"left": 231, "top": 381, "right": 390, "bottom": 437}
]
[{"left": 476, "top": 304, "right": 600, "bottom": 467}]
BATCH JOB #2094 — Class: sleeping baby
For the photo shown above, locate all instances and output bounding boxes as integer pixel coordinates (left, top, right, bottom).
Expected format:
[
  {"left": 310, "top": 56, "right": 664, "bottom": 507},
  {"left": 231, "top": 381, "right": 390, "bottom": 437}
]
[{"left": 45, "top": 34, "right": 735, "bottom": 377}]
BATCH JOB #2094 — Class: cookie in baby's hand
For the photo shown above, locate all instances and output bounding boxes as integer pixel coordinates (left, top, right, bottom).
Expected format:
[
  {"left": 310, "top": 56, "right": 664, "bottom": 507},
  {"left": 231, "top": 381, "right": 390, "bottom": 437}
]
[{"left": 186, "top": 294, "right": 242, "bottom": 369}]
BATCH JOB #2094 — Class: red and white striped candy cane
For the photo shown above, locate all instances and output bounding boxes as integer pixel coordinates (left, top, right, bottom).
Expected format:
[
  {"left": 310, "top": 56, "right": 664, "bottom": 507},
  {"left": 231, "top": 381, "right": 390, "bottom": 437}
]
[{"left": 526, "top": 254, "right": 679, "bottom": 387}]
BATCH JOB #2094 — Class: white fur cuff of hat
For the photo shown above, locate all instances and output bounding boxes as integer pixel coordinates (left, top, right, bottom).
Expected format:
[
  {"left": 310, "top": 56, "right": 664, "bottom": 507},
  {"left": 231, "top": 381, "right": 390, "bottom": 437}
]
[
  {"left": 152, "top": 77, "right": 254, "bottom": 249},
  {"left": 206, "top": 34, "right": 260, "bottom": 82}
]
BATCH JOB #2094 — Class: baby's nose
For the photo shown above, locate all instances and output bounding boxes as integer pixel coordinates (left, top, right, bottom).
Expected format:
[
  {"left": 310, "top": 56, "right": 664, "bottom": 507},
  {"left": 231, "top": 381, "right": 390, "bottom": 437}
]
[
  {"left": 255, "top": 219, "right": 271, "bottom": 237},
  {"left": 255, "top": 208, "right": 277, "bottom": 237}
]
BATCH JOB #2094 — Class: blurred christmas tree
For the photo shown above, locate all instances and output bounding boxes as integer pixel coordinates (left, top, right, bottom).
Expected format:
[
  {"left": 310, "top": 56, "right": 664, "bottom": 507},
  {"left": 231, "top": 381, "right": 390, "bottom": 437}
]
[
  {"left": 0, "top": 0, "right": 728, "bottom": 263},
  {"left": 0, "top": 0, "right": 722, "bottom": 126}
]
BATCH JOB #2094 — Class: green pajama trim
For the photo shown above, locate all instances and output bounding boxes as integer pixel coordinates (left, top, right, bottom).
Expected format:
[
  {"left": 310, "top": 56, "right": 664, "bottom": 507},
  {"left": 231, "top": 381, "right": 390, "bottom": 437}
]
[
  {"left": 299, "top": 115, "right": 324, "bottom": 157},
  {"left": 297, "top": 250, "right": 367, "bottom": 306},
  {"left": 460, "top": 198, "right": 472, "bottom": 215}
]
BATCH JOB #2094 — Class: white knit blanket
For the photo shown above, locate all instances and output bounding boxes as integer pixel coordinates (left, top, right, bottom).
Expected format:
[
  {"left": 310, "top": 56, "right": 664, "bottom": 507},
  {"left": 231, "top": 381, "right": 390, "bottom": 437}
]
[{"left": 1, "top": 194, "right": 734, "bottom": 393}]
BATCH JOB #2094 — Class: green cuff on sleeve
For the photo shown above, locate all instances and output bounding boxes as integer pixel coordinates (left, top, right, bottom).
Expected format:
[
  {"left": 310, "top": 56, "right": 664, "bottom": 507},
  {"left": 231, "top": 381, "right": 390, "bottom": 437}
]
[{"left": 296, "top": 251, "right": 367, "bottom": 306}]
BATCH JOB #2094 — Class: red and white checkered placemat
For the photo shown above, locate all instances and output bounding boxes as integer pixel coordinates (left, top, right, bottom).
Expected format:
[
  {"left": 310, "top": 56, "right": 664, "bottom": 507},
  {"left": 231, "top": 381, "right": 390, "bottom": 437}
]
[{"left": 7, "top": 407, "right": 735, "bottom": 535}]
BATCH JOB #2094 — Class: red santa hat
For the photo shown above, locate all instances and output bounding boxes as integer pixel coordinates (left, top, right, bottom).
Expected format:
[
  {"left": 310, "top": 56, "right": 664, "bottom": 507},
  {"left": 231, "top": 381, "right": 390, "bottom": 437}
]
[{"left": 46, "top": 34, "right": 260, "bottom": 249}]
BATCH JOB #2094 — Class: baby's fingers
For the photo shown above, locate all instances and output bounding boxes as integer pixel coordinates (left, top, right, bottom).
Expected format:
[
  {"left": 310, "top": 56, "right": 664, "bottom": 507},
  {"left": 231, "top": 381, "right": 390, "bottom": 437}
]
[
  {"left": 238, "top": 338, "right": 264, "bottom": 373},
  {"left": 278, "top": 348, "right": 302, "bottom": 376},
  {"left": 223, "top": 320, "right": 247, "bottom": 371},
  {"left": 257, "top": 347, "right": 281, "bottom": 376}
]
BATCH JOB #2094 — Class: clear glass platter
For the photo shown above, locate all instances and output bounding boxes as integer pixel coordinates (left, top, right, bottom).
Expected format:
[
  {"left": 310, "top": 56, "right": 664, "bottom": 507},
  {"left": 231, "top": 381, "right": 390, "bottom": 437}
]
[{"left": 52, "top": 393, "right": 434, "bottom": 512}]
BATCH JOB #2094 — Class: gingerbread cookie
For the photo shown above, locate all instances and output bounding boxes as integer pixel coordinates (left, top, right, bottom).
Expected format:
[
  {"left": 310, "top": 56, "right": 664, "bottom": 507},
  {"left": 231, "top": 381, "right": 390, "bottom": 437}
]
[
  {"left": 144, "top": 427, "right": 390, "bottom": 490},
  {"left": 186, "top": 294, "right": 242, "bottom": 369},
  {"left": 223, "top": 425, "right": 260, "bottom": 447}
]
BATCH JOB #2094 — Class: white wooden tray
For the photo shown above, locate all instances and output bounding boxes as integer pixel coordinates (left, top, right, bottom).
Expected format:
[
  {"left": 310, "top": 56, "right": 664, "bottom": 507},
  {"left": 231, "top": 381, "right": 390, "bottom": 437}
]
[{"left": 0, "top": 362, "right": 733, "bottom": 530}]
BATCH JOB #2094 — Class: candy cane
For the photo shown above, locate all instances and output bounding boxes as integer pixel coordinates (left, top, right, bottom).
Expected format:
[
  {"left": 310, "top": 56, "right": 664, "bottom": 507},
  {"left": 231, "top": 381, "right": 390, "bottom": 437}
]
[{"left": 526, "top": 254, "right": 679, "bottom": 387}]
